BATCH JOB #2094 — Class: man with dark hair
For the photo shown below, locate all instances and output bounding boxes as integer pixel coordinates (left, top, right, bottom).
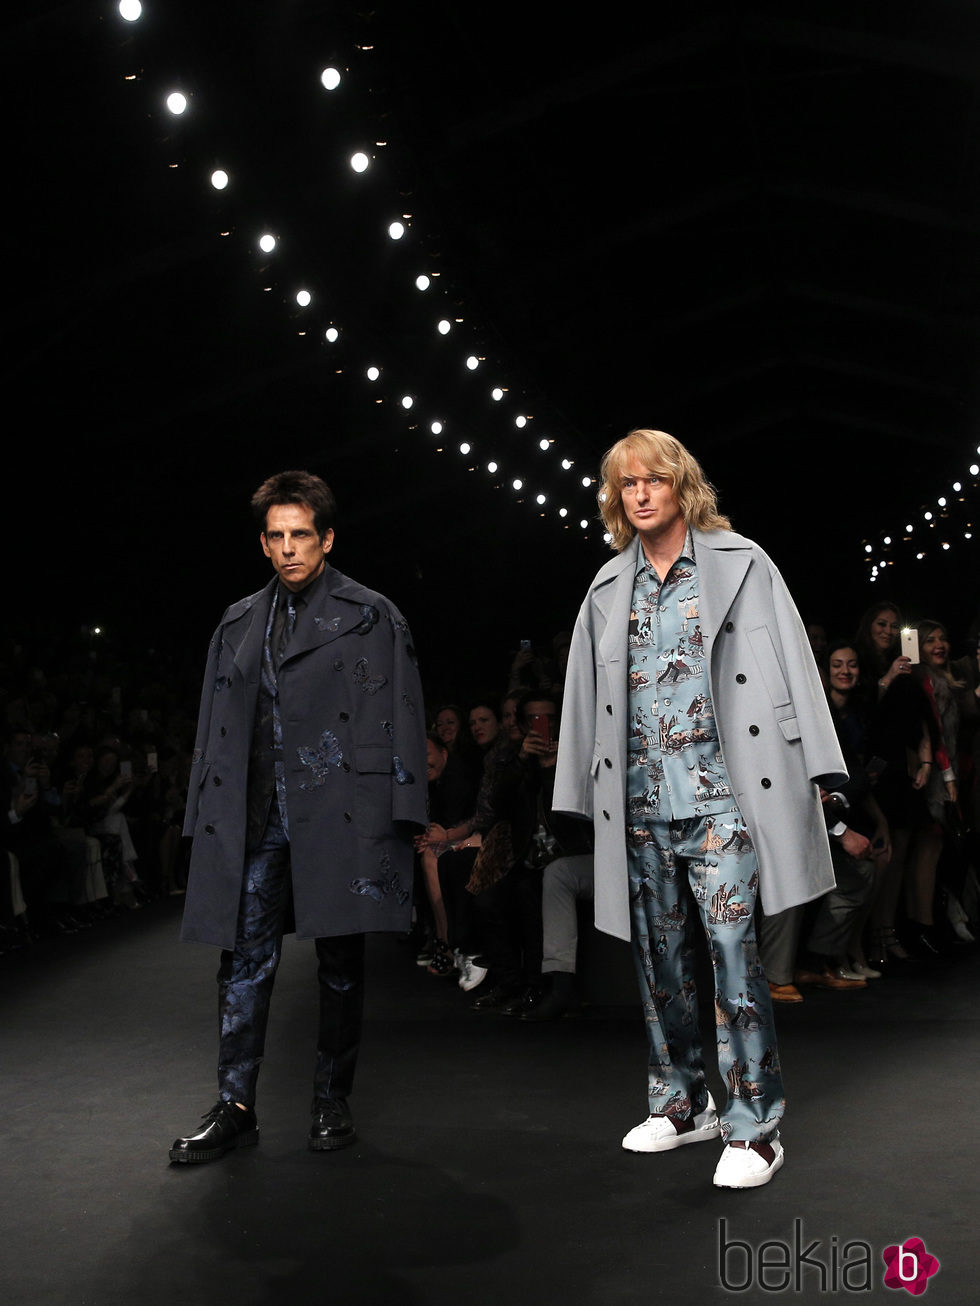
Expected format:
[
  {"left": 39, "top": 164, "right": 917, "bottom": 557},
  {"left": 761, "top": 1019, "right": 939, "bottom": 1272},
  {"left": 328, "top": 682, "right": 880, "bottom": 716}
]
[
  {"left": 555, "top": 429, "right": 846, "bottom": 1189},
  {"left": 170, "top": 469, "right": 427, "bottom": 1163}
]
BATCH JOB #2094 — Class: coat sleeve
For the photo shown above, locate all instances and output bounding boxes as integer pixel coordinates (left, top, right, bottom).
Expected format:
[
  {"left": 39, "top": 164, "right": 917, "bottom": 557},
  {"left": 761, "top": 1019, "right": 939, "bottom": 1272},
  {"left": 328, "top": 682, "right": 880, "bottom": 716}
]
[
  {"left": 768, "top": 559, "right": 848, "bottom": 788},
  {"left": 182, "top": 625, "right": 223, "bottom": 838},
  {"left": 553, "top": 600, "right": 599, "bottom": 819},
  {"left": 387, "top": 605, "right": 429, "bottom": 828}
]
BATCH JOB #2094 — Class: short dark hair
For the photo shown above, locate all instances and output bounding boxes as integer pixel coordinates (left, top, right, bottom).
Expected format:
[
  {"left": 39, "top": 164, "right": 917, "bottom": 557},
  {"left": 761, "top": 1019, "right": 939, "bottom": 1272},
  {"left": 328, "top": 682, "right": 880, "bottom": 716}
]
[
  {"left": 251, "top": 470, "right": 337, "bottom": 538},
  {"left": 516, "top": 687, "right": 560, "bottom": 724}
]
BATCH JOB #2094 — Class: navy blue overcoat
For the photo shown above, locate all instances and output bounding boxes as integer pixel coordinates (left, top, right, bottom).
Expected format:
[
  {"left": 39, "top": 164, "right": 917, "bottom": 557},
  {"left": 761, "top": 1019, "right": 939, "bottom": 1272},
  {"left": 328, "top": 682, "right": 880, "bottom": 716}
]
[{"left": 180, "top": 566, "right": 428, "bottom": 948}]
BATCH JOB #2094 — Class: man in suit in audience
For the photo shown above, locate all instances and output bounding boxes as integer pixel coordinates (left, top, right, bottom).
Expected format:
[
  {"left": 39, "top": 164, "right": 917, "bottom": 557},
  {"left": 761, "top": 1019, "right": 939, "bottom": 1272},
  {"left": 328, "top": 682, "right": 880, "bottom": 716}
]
[{"left": 170, "top": 470, "right": 427, "bottom": 1163}]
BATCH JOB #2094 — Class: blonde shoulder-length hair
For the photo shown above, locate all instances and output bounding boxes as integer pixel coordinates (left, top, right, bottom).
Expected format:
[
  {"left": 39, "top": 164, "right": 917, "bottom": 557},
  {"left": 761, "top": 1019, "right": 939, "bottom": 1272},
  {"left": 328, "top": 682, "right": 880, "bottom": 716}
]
[{"left": 598, "top": 429, "right": 731, "bottom": 552}]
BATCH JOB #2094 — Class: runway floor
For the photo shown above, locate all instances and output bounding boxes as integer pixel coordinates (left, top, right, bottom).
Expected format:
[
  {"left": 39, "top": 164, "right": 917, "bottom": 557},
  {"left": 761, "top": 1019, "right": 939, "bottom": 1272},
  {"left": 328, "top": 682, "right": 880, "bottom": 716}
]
[{"left": 1, "top": 898, "right": 975, "bottom": 1305}]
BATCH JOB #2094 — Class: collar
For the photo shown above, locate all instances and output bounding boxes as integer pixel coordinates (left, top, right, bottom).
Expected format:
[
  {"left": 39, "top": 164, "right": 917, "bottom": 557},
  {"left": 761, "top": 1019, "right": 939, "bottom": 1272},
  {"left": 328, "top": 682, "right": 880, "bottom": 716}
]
[{"left": 634, "top": 527, "right": 696, "bottom": 578}]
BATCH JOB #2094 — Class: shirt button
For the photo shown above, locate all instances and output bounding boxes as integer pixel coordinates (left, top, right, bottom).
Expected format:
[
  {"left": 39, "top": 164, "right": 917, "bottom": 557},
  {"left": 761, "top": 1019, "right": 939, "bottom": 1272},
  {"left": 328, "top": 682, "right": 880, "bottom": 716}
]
[
  {"left": 761, "top": 777, "right": 772, "bottom": 789},
  {"left": 749, "top": 725, "right": 760, "bottom": 736},
  {"left": 736, "top": 673, "right": 747, "bottom": 684}
]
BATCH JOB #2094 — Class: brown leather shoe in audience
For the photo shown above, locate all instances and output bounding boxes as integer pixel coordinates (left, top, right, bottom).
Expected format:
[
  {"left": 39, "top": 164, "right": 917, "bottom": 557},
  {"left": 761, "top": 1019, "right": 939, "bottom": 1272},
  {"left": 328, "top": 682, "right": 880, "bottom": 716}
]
[{"left": 768, "top": 981, "right": 803, "bottom": 1003}]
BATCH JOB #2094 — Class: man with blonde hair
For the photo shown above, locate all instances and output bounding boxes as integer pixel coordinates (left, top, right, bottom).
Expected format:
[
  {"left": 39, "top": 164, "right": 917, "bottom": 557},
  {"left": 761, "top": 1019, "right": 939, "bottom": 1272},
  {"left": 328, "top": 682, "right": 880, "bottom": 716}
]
[{"left": 554, "top": 429, "right": 845, "bottom": 1188}]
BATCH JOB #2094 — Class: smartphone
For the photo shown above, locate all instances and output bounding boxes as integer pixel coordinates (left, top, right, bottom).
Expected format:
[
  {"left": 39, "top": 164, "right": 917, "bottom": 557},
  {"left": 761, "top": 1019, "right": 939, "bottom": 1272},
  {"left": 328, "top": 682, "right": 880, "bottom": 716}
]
[
  {"left": 146, "top": 751, "right": 158, "bottom": 773},
  {"left": 120, "top": 760, "right": 133, "bottom": 781},
  {"left": 901, "top": 628, "right": 919, "bottom": 663},
  {"left": 23, "top": 777, "right": 37, "bottom": 797},
  {"left": 527, "top": 712, "right": 554, "bottom": 746},
  {"left": 520, "top": 639, "right": 532, "bottom": 652}
]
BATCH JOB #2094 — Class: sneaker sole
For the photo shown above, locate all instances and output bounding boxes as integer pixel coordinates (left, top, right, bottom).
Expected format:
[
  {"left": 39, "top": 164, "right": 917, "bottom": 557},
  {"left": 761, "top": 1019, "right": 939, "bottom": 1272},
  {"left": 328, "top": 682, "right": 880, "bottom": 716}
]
[
  {"left": 713, "top": 1144, "right": 785, "bottom": 1189},
  {"left": 623, "top": 1121, "right": 721, "bottom": 1153}
]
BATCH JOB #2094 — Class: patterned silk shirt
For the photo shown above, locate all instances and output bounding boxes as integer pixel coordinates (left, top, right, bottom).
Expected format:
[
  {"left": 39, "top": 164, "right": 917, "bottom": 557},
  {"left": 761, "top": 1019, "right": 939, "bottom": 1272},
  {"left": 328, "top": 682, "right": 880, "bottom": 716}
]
[{"left": 626, "top": 530, "right": 735, "bottom": 821}]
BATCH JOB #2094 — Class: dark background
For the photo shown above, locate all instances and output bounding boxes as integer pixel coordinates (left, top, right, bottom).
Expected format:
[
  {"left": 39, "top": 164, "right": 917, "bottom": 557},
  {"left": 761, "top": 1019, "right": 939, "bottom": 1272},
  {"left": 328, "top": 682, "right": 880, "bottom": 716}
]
[{"left": 6, "top": 1, "right": 980, "bottom": 693}]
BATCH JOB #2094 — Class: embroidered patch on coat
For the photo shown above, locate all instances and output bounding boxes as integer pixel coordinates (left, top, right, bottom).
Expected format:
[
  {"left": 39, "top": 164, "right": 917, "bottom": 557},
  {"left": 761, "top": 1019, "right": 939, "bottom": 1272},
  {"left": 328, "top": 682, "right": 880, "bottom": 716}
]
[
  {"left": 353, "top": 657, "right": 387, "bottom": 694},
  {"left": 392, "top": 755, "right": 414, "bottom": 785},
  {"left": 349, "top": 852, "right": 409, "bottom": 905},
  {"left": 351, "top": 604, "right": 380, "bottom": 635},
  {"left": 297, "top": 730, "right": 345, "bottom": 789}
]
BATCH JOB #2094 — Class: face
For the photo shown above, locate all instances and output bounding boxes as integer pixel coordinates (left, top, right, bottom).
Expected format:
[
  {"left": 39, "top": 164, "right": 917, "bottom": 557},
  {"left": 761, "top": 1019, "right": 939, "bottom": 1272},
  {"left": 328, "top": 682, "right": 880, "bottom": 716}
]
[
  {"left": 261, "top": 503, "right": 334, "bottom": 592},
  {"left": 828, "top": 647, "right": 859, "bottom": 695},
  {"left": 71, "top": 745, "right": 94, "bottom": 777},
  {"left": 620, "top": 458, "right": 684, "bottom": 546},
  {"left": 501, "top": 697, "right": 522, "bottom": 743},
  {"left": 426, "top": 738, "right": 448, "bottom": 782},
  {"left": 870, "top": 609, "right": 900, "bottom": 652},
  {"left": 469, "top": 706, "right": 499, "bottom": 749},
  {"left": 806, "top": 624, "right": 828, "bottom": 657},
  {"left": 920, "top": 627, "right": 949, "bottom": 669},
  {"left": 435, "top": 709, "right": 460, "bottom": 746}
]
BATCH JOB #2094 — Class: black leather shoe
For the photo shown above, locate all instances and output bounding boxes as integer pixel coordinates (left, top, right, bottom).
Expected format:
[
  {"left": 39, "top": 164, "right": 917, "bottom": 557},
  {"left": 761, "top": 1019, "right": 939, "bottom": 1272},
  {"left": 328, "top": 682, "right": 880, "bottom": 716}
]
[
  {"left": 309, "top": 1097, "right": 356, "bottom": 1151},
  {"left": 169, "top": 1101, "right": 258, "bottom": 1164},
  {"left": 471, "top": 983, "right": 522, "bottom": 1011}
]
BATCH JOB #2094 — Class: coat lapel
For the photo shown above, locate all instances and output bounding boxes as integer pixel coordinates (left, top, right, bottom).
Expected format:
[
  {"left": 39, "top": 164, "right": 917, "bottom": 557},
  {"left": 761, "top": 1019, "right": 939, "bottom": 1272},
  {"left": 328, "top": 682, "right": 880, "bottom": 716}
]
[
  {"left": 596, "top": 539, "right": 641, "bottom": 728},
  {"left": 692, "top": 528, "right": 753, "bottom": 663},
  {"left": 281, "top": 566, "right": 378, "bottom": 664}
]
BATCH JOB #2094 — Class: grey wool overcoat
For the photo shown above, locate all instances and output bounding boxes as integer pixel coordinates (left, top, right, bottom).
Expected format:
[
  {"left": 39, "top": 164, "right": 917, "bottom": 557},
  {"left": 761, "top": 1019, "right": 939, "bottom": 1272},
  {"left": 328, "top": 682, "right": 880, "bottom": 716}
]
[
  {"left": 553, "top": 529, "right": 848, "bottom": 942},
  {"left": 180, "top": 566, "right": 428, "bottom": 949}
]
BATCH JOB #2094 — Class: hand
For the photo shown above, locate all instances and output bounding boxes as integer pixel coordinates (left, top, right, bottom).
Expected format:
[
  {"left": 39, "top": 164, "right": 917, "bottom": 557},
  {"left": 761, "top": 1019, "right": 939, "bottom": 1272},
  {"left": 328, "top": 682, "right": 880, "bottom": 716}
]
[
  {"left": 912, "top": 763, "right": 930, "bottom": 791},
  {"left": 884, "top": 655, "right": 912, "bottom": 685},
  {"left": 871, "top": 824, "right": 891, "bottom": 863},
  {"left": 520, "top": 730, "right": 557, "bottom": 760},
  {"left": 840, "top": 827, "right": 872, "bottom": 859},
  {"left": 14, "top": 788, "right": 38, "bottom": 817},
  {"left": 945, "top": 779, "right": 958, "bottom": 803}
]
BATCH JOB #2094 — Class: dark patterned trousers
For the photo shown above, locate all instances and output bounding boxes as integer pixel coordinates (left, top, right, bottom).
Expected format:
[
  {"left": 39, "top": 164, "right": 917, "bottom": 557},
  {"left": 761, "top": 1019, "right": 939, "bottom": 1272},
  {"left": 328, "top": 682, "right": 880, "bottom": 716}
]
[{"left": 217, "top": 807, "right": 365, "bottom": 1108}]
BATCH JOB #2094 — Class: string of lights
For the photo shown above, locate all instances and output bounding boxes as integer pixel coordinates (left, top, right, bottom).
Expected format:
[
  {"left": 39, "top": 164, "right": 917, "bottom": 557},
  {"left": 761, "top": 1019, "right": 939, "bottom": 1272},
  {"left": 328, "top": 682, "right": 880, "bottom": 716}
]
[
  {"left": 862, "top": 446, "right": 979, "bottom": 583},
  {"left": 113, "top": 1, "right": 608, "bottom": 541}
]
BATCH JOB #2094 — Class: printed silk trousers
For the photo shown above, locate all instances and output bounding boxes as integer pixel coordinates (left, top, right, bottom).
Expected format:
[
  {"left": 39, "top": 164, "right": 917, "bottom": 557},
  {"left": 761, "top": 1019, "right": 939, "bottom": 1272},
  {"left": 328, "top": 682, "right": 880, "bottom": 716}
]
[
  {"left": 627, "top": 810, "right": 785, "bottom": 1143},
  {"left": 216, "top": 806, "right": 365, "bottom": 1108}
]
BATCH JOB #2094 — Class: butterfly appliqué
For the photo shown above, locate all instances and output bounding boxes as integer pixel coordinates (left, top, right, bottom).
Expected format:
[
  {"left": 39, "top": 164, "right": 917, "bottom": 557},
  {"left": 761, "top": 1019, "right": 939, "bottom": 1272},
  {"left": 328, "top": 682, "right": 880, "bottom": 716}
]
[
  {"left": 297, "top": 730, "right": 345, "bottom": 790},
  {"left": 353, "top": 657, "right": 387, "bottom": 694}
]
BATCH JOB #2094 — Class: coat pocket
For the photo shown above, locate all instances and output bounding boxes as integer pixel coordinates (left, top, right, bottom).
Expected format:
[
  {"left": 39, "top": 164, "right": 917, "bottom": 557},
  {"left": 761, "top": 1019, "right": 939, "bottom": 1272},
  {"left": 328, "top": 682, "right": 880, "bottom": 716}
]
[
  {"left": 746, "top": 626, "right": 791, "bottom": 709},
  {"left": 355, "top": 747, "right": 393, "bottom": 835}
]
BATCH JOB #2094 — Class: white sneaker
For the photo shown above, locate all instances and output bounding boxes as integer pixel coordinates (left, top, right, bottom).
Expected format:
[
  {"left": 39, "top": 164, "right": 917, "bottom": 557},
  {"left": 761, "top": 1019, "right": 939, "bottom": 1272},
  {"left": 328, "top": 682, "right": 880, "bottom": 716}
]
[
  {"left": 712, "top": 1138, "right": 784, "bottom": 1189},
  {"left": 622, "top": 1092, "right": 720, "bottom": 1153},
  {"left": 457, "top": 953, "right": 488, "bottom": 992}
]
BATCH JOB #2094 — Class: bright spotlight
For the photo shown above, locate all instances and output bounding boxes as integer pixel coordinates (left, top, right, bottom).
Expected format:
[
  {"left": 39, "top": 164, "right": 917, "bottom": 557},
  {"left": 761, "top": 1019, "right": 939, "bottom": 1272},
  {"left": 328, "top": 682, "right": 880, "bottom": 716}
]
[
  {"left": 320, "top": 67, "right": 341, "bottom": 90},
  {"left": 459, "top": 442, "right": 471, "bottom": 454},
  {"left": 366, "top": 366, "right": 381, "bottom": 381},
  {"left": 296, "top": 289, "right": 312, "bottom": 307},
  {"left": 210, "top": 169, "right": 229, "bottom": 190},
  {"left": 119, "top": 0, "right": 142, "bottom": 20},
  {"left": 538, "top": 439, "right": 549, "bottom": 451},
  {"left": 430, "top": 421, "right": 443, "bottom": 435},
  {"left": 487, "top": 461, "right": 498, "bottom": 473},
  {"left": 581, "top": 476, "right": 591, "bottom": 487},
  {"left": 437, "top": 320, "right": 451, "bottom": 335},
  {"left": 580, "top": 519, "right": 589, "bottom": 529},
  {"left": 401, "top": 395, "right": 414, "bottom": 409},
  {"left": 536, "top": 493, "right": 546, "bottom": 505},
  {"left": 325, "top": 327, "right": 339, "bottom": 343},
  {"left": 166, "top": 92, "right": 187, "bottom": 115},
  {"left": 415, "top": 274, "right": 431, "bottom": 291},
  {"left": 515, "top": 416, "right": 527, "bottom": 428},
  {"left": 388, "top": 221, "right": 405, "bottom": 240},
  {"left": 350, "top": 152, "right": 370, "bottom": 173},
  {"left": 491, "top": 388, "right": 504, "bottom": 401},
  {"left": 512, "top": 479, "right": 523, "bottom": 491},
  {"left": 258, "top": 233, "right": 277, "bottom": 253},
  {"left": 466, "top": 356, "right": 480, "bottom": 370}
]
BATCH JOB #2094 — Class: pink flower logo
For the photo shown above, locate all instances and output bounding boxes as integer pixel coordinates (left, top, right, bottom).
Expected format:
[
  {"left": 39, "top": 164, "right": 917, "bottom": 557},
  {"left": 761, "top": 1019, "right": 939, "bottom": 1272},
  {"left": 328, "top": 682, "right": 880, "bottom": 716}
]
[{"left": 882, "top": 1238, "right": 940, "bottom": 1294}]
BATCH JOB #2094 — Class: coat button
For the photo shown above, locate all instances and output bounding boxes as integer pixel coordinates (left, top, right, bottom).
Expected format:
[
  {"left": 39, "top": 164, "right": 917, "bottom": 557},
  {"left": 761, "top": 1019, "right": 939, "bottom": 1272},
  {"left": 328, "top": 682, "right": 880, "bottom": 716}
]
[
  {"left": 213, "top": 775, "right": 222, "bottom": 786},
  {"left": 736, "top": 673, "right": 747, "bottom": 684},
  {"left": 749, "top": 725, "right": 759, "bottom": 736},
  {"left": 761, "top": 777, "right": 772, "bottom": 789},
  {"left": 725, "top": 621, "right": 734, "bottom": 632},
  {"left": 602, "top": 809, "right": 610, "bottom": 820},
  {"left": 342, "top": 762, "right": 351, "bottom": 772},
  {"left": 606, "top": 704, "right": 613, "bottom": 714},
  {"left": 204, "top": 824, "right": 215, "bottom": 835},
  {"left": 604, "top": 758, "right": 612, "bottom": 768},
  {"left": 339, "top": 711, "right": 350, "bottom": 722},
  {"left": 220, "top": 727, "right": 227, "bottom": 736},
  {"left": 334, "top": 659, "right": 344, "bottom": 671},
  {"left": 344, "top": 811, "right": 352, "bottom": 823}
]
